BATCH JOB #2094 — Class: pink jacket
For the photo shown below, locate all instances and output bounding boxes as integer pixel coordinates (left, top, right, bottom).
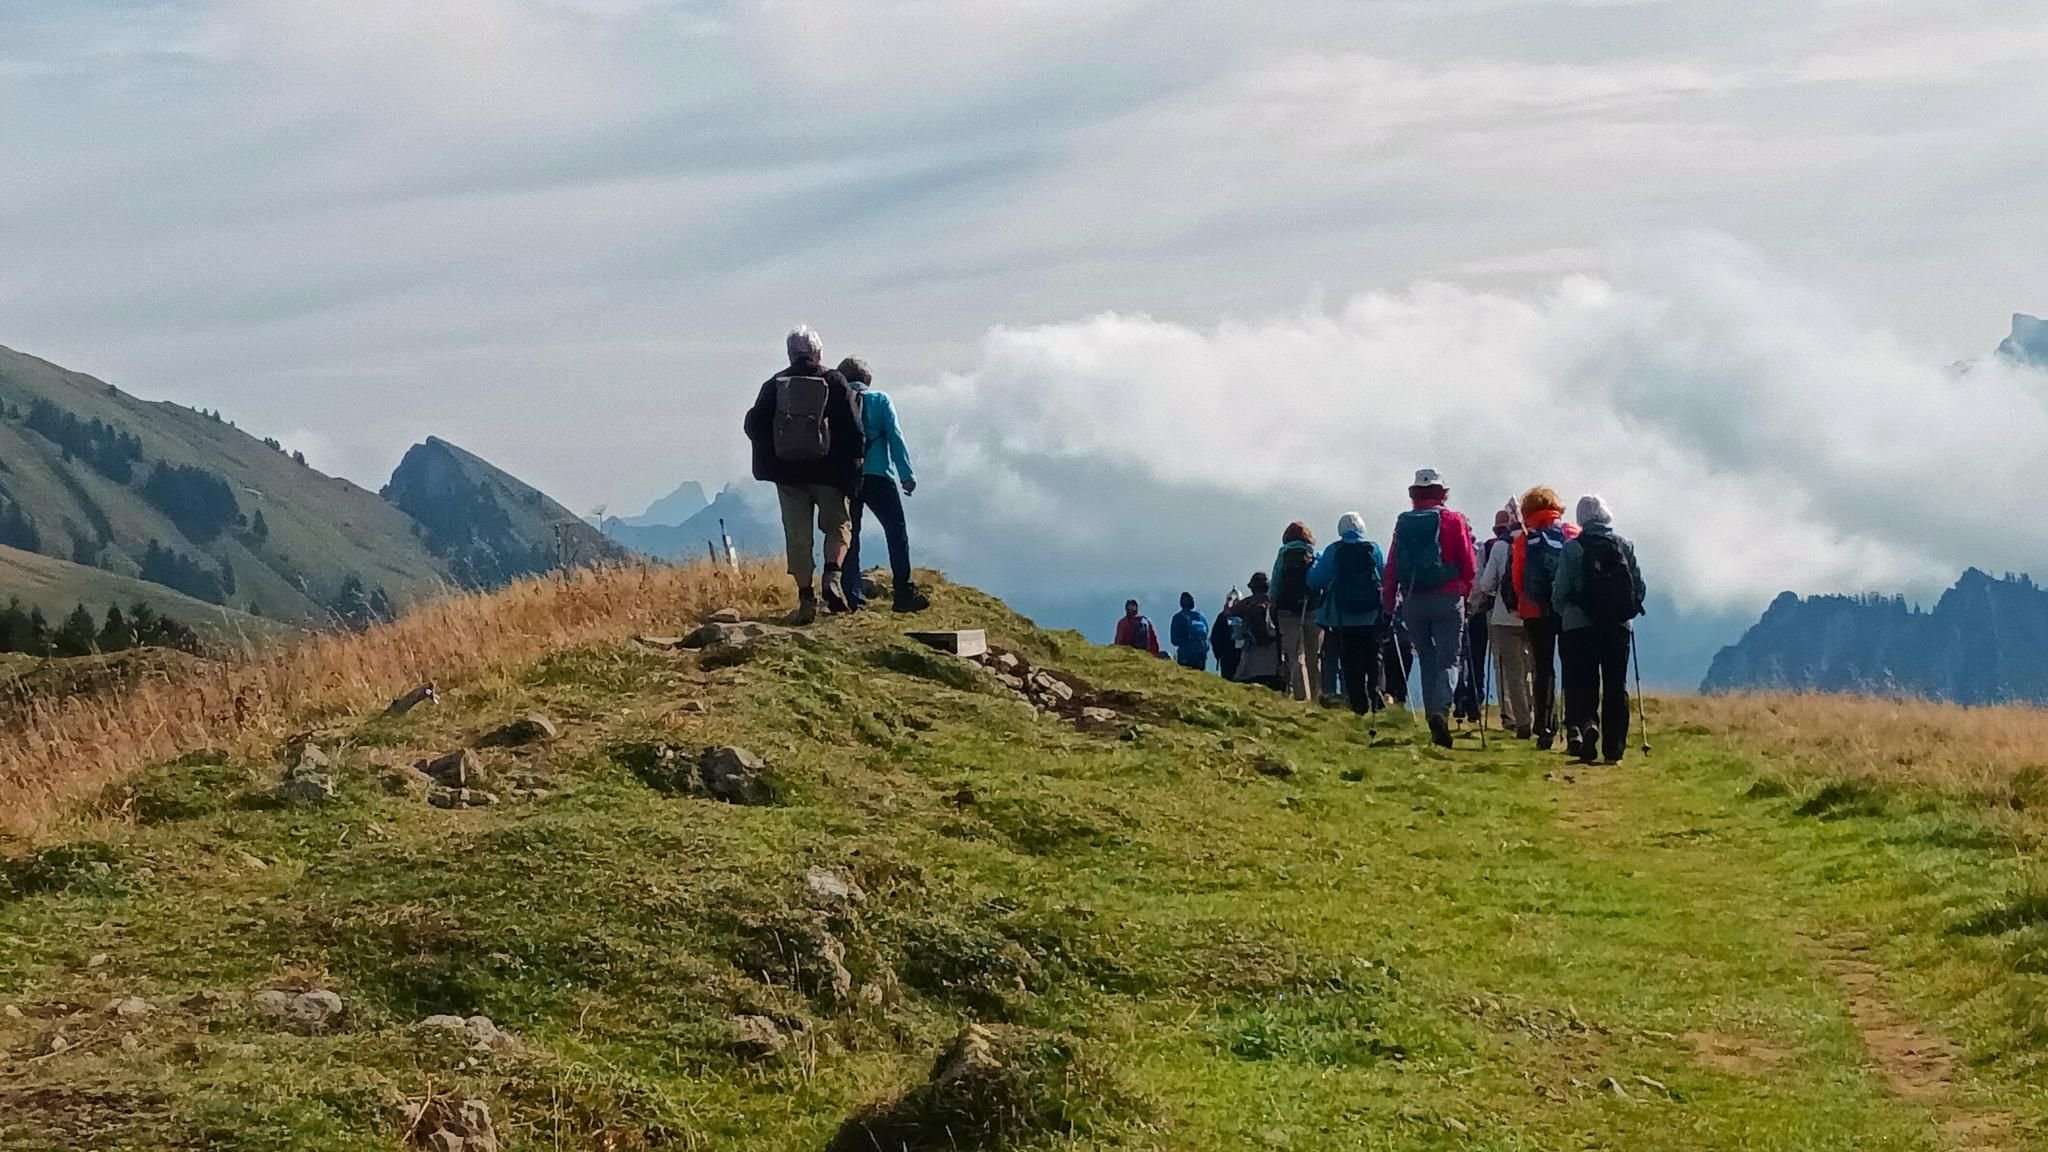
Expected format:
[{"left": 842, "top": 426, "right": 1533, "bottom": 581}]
[{"left": 1381, "top": 497, "right": 1478, "bottom": 614}]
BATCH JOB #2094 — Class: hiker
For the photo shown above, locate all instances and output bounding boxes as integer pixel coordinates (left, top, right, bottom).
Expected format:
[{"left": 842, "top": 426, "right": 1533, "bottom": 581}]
[
  {"left": 1170, "top": 592, "right": 1210, "bottom": 671},
  {"left": 1453, "top": 511, "right": 1487, "bottom": 724},
  {"left": 1306, "top": 512, "right": 1385, "bottom": 715},
  {"left": 1212, "top": 590, "right": 1243, "bottom": 681},
  {"left": 1472, "top": 504, "right": 1534, "bottom": 738},
  {"left": 1113, "top": 599, "right": 1164, "bottom": 657},
  {"left": 743, "top": 326, "right": 865, "bottom": 624},
  {"left": 1555, "top": 495, "right": 1647, "bottom": 764},
  {"left": 835, "top": 357, "right": 930, "bottom": 614},
  {"left": 1382, "top": 468, "right": 1478, "bottom": 747},
  {"left": 1270, "top": 523, "right": 1322, "bottom": 701},
  {"left": 1226, "top": 573, "right": 1284, "bottom": 690},
  {"left": 1512, "top": 486, "right": 1578, "bottom": 749}
]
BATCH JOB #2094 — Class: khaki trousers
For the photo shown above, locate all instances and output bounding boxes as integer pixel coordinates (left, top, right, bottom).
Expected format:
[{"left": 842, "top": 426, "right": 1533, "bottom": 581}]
[
  {"left": 776, "top": 483, "right": 851, "bottom": 587},
  {"left": 1490, "top": 621, "right": 1533, "bottom": 734},
  {"left": 1275, "top": 611, "right": 1320, "bottom": 702}
]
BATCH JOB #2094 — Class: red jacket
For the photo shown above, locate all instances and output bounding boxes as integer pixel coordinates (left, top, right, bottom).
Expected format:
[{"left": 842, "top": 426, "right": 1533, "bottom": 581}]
[
  {"left": 1511, "top": 509, "right": 1580, "bottom": 621},
  {"left": 1381, "top": 497, "right": 1478, "bottom": 614},
  {"left": 1114, "top": 614, "right": 1163, "bottom": 656}
]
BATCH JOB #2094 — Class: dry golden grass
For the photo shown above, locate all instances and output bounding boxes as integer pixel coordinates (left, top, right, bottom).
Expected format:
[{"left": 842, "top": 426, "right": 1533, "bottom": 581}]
[
  {"left": 0, "top": 561, "right": 788, "bottom": 845},
  {"left": 1667, "top": 692, "right": 2048, "bottom": 808}
]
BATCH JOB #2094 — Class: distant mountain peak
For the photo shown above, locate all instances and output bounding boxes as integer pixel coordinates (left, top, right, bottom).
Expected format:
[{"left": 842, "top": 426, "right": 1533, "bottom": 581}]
[
  {"left": 1997, "top": 313, "right": 2048, "bottom": 366},
  {"left": 618, "top": 480, "right": 709, "bottom": 528}
]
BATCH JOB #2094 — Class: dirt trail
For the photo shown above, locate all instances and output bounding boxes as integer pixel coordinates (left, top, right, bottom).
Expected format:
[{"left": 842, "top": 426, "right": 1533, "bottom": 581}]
[{"left": 1547, "top": 767, "right": 2016, "bottom": 1152}]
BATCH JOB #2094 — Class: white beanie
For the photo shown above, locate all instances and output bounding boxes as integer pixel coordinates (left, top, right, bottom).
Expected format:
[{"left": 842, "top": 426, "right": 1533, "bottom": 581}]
[
  {"left": 1337, "top": 511, "right": 1367, "bottom": 538},
  {"left": 1575, "top": 494, "right": 1613, "bottom": 527}
]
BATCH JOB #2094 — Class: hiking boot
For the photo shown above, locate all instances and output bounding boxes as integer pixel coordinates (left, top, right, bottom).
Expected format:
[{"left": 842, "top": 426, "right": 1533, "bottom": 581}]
[
  {"left": 1514, "top": 726, "right": 1533, "bottom": 741},
  {"left": 892, "top": 585, "right": 932, "bottom": 613},
  {"left": 1600, "top": 755, "right": 1623, "bottom": 766},
  {"left": 820, "top": 580, "right": 851, "bottom": 615},
  {"left": 1427, "top": 716, "right": 1453, "bottom": 748},
  {"left": 790, "top": 595, "right": 819, "bottom": 626},
  {"left": 1535, "top": 731, "right": 1554, "bottom": 751},
  {"left": 1576, "top": 726, "right": 1599, "bottom": 764}
]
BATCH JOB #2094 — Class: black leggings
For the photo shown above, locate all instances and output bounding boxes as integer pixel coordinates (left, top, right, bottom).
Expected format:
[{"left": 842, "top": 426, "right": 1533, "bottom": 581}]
[
  {"left": 1526, "top": 616, "right": 1561, "bottom": 739},
  {"left": 1336, "top": 625, "right": 1382, "bottom": 714}
]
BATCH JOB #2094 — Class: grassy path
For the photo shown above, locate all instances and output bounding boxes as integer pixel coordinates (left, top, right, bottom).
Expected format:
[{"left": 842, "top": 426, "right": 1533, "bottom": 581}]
[{"left": 3, "top": 589, "right": 2045, "bottom": 1149}]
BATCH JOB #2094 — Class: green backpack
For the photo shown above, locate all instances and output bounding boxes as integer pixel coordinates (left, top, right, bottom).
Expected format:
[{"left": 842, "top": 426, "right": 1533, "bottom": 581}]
[{"left": 1393, "top": 509, "right": 1457, "bottom": 594}]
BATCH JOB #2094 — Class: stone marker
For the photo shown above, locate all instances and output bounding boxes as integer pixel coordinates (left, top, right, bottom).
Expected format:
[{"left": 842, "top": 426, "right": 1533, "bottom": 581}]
[{"left": 907, "top": 629, "right": 987, "bottom": 659}]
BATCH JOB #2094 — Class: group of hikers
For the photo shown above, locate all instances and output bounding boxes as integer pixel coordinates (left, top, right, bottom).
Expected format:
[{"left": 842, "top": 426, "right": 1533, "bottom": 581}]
[
  {"left": 743, "top": 326, "right": 929, "bottom": 621},
  {"left": 1123, "top": 470, "right": 1649, "bottom": 765},
  {"left": 742, "top": 328, "right": 1647, "bottom": 765}
]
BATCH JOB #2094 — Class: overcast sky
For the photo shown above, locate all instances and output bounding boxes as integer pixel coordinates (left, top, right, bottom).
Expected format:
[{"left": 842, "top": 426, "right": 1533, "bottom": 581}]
[{"left": 4, "top": 0, "right": 2047, "bottom": 643}]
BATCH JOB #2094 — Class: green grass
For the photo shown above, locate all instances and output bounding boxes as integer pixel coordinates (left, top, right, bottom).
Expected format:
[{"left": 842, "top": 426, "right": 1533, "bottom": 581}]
[{"left": 3, "top": 582, "right": 2047, "bottom": 1149}]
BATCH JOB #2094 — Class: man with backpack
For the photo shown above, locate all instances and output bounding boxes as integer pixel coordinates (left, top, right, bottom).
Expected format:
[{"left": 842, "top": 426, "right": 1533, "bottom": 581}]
[
  {"left": 1553, "top": 495, "right": 1647, "bottom": 764},
  {"left": 1306, "top": 512, "right": 1385, "bottom": 716},
  {"left": 1212, "top": 590, "right": 1243, "bottom": 681},
  {"left": 1270, "top": 522, "right": 1322, "bottom": 701},
  {"left": 1381, "top": 469, "right": 1478, "bottom": 747},
  {"left": 834, "top": 357, "right": 930, "bottom": 614},
  {"left": 1170, "top": 592, "right": 1210, "bottom": 671},
  {"left": 1510, "top": 487, "right": 1577, "bottom": 750},
  {"left": 743, "top": 326, "right": 866, "bottom": 624},
  {"left": 1113, "top": 599, "right": 1165, "bottom": 657}
]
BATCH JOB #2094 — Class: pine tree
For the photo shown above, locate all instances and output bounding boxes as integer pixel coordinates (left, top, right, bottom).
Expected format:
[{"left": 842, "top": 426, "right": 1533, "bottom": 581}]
[
  {"left": 0, "top": 598, "right": 28, "bottom": 653},
  {"left": 27, "top": 607, "right": 50, "bottom": 655},
  {"left": 251, "top": 509, "right": 270, "bottom": 542},
  {"left": 98, "top": 605, "right": 134, "bottom": 653},
  {"left": 54, "top": 604, "right": 97, "bottom": 657}
]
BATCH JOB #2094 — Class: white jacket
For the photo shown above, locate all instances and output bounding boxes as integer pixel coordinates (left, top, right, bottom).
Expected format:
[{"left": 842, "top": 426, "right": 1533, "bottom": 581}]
[{"left": 1470, "top": 535, "right": 1522, "bottom": 628}]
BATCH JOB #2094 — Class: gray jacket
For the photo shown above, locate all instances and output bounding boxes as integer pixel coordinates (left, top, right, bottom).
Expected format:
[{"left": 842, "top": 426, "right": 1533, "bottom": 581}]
[{"left": 1553, "top": 523, "right": 1645, "bottom": 632}]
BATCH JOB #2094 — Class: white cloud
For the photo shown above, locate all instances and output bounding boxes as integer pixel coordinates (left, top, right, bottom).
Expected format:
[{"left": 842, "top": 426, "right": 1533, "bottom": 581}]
[{"left": 907, "top": 239, "right": 2048, "bottom": 613}]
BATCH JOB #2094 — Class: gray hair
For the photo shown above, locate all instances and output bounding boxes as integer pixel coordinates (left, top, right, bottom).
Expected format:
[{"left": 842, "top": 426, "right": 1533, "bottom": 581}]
[{"left": 786, "top": 326, "right": 823, "bottom": 363}]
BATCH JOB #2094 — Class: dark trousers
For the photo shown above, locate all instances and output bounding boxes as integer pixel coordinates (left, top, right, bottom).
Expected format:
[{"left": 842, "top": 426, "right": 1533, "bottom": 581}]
[
  {"left": 1381, "top": 630, "right": 1413, "bottom": 707},
  {"left": 1526, "top": 616, "right": 1562, "bottom": 739},
  {"left": 843, "top": 474, "right": 911, "bottom": 606},
  {"left": 1320, "top": 629, "right": 1343, "bottom": 697},
  {"left": 1561, "top": 624, "right": 1632, "bottom": 759},
  {"left": 1336, "top": 625, "right": 1382, "bottom": 715},
  {"left": 1455, "top": 616, "right": 1490, "bottom": 720},
  {"left": 1215, "top": 644, "right": 1240, "bottom": 682}
]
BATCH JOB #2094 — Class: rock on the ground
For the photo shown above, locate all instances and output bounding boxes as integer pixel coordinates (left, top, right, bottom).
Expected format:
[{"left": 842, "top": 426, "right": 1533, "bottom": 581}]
[
  {"left": 292, "top": 744, "right": 332, "bottom": 771},
  {"left": 420, "top": 749, "right": 481, "bottom": 786},
  {"left": 700, "top": 746, "right": 775, "bottom": 806},
  {"left": 383, "top": 766, "right": 437, "bottom": 798},
  {"left": 279, "top": 767, "right": 336, "bottom": 804},
  {"left": 727, "top": 1014, "right": 791, "bottom": 1059},
  {"left": 106, "top": 996, "right": 152, "bottom": 1019},
  {"left": 682, "top": 620, "right": 790, "bottom": 650},
  {"left": 709, "top": 607, "right": 743, "bottom": 624},
  {"left": 418, "top": 1014, "right": 514, "bottom": 1050},
  {"left": 805, "top": 866, "right": 866, "bottom": 906},
  {"left": 1074, "top": 707, "right": 1123, "bottom": 735},
  {"left": 1252, "top": 754, "right": 1297, "bottom": 779},
  {"left": 485, "top": 713, "right": 558, "bottom": 746},
  {"left": 410, "top": 1097, "right": 497, "bottom": 1152},
  {"left": 256, "top": 989, "right": 344, "bottom": 1028},
  {"left": 428, "top": 787, "right": 498, "bottom": 810}
]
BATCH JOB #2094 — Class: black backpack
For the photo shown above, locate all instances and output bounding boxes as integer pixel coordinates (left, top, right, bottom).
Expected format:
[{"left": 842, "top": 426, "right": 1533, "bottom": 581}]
[
  {"left": 1238, "top": 598, "right": 1277, "bottom": 646},
  {"left": 1578, "top": 533, "right": 1642, "bottom": 626},
  {"left": 1273, "top": 548, "right": 1314, "bottom": 613},
  {"left": 773, "top": 374, "right": 833, "bottom": 462},
  {"left": 1332, "top": 541, "right": 1382, "bottom": 616}
]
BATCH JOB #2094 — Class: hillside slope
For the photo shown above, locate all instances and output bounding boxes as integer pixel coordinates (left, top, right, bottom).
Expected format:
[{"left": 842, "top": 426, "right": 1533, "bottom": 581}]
[
  {"left": 0, "top": 545, "right": 287, "bottom": 650},
  {"left": 0, "top": 346, "right": 449, "bottom": 624},
  {"left": 4, "top": 575, "right": 2047, "bottom": 1149},
  {"left": 384, "top": 437, "right": 627, "bottom": 589},
  {"left": 1703, "top": 568, "right": 2048, "bottom": 702}
]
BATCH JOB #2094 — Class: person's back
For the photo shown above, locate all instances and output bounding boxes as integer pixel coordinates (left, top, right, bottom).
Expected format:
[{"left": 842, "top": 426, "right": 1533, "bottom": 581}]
[
  {"left": 1270, "top": 524, "right": 1322, "bottom": 701},
  {"left": 1170, "top": 593, "right": 1210, "bottom": 670},
  {"left": 1380, "top": 470, "right": 1478, "bottom": 746},
  {"left": 1230, "top": 574, "right": 1283, "bottom": 688},
  {"left": 834, "top": 357, "right": 929, "bottom": 614},
  {"left": 1114, "top": 600, "right": 1163, "bottom": 657},
  {"left": 1307, "top": 512, "right": 1386, "bottom": 715},
  {"left": 743, "top": 327, "right": 865, "bottom": 621},
  {"left": 1509, "top": 487, "right": 1576, "bottom": 749},
  {"left": 1553, "top": 495, "right": 1646, "bottom": 764}
]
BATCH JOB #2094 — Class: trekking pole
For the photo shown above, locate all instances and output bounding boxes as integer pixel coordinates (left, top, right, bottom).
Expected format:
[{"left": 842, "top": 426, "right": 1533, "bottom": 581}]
[
  {"left": 1631, "top": 629, "right": 1652, "bottom": 757},
  {"left": 1476, "top": 630, "right": 1489, "bottom": 751}
]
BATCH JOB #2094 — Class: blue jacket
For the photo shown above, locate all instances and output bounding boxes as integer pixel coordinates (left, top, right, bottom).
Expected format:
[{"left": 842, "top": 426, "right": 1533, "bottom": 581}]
[
  {"left": 1169, "top": 608, "right": 1210, "bottom": 669},
  {"left": 1553, "top": 522, "right": 1646, "bottom": 632},
  {"left": 858, "top": 390, "right": 914, "bottom": 483},
  {"left": 1307, "top": 531, "right": 1384, "bottom": 628}
]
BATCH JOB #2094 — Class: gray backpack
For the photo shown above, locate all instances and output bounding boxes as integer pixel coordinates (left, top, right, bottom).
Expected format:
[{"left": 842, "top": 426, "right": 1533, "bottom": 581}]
[{"left": 773, "top": 375, "right": 832, "bottom": 462}]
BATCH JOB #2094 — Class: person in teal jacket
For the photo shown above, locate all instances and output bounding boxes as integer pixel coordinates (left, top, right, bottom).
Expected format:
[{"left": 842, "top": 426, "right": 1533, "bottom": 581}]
[
  {"left": 837, "top": 358, "right": 929, "bottom": 613},
  {"left": 1306, "top": 512, "right": 1385, "bottom": 715}
]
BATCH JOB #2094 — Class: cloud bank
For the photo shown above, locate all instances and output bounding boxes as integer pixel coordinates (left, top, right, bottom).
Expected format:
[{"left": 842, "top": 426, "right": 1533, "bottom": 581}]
[{"left": 907, "top": 241, "right": 2048, "bottom": 618}]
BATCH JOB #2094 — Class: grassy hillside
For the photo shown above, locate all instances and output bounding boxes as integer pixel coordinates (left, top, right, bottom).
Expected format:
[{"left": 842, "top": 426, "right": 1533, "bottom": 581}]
[
  {"left": 3, "top": 573, "right": 2048, "bottom": 1149},
  {"left": 0, "top": 544, "right": 289, "bottom": 651},
  {"left": 0, "top": 346, "right": 449, "bottom": 624}
]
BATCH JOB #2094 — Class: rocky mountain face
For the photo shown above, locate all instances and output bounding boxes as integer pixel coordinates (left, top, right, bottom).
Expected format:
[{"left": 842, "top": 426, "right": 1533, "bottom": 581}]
[
  {"left": 383, "top": 437, "right": 626, "bottom": 590},
  {"left": 0, "top": 345, "right": 617, "bottom": 631},
  {"left": 1997, "top": 313, "right": 2048, "bottom": 366},
  {"left": 1702, "top": 569, "right": 2048, "bottom": 703}
]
